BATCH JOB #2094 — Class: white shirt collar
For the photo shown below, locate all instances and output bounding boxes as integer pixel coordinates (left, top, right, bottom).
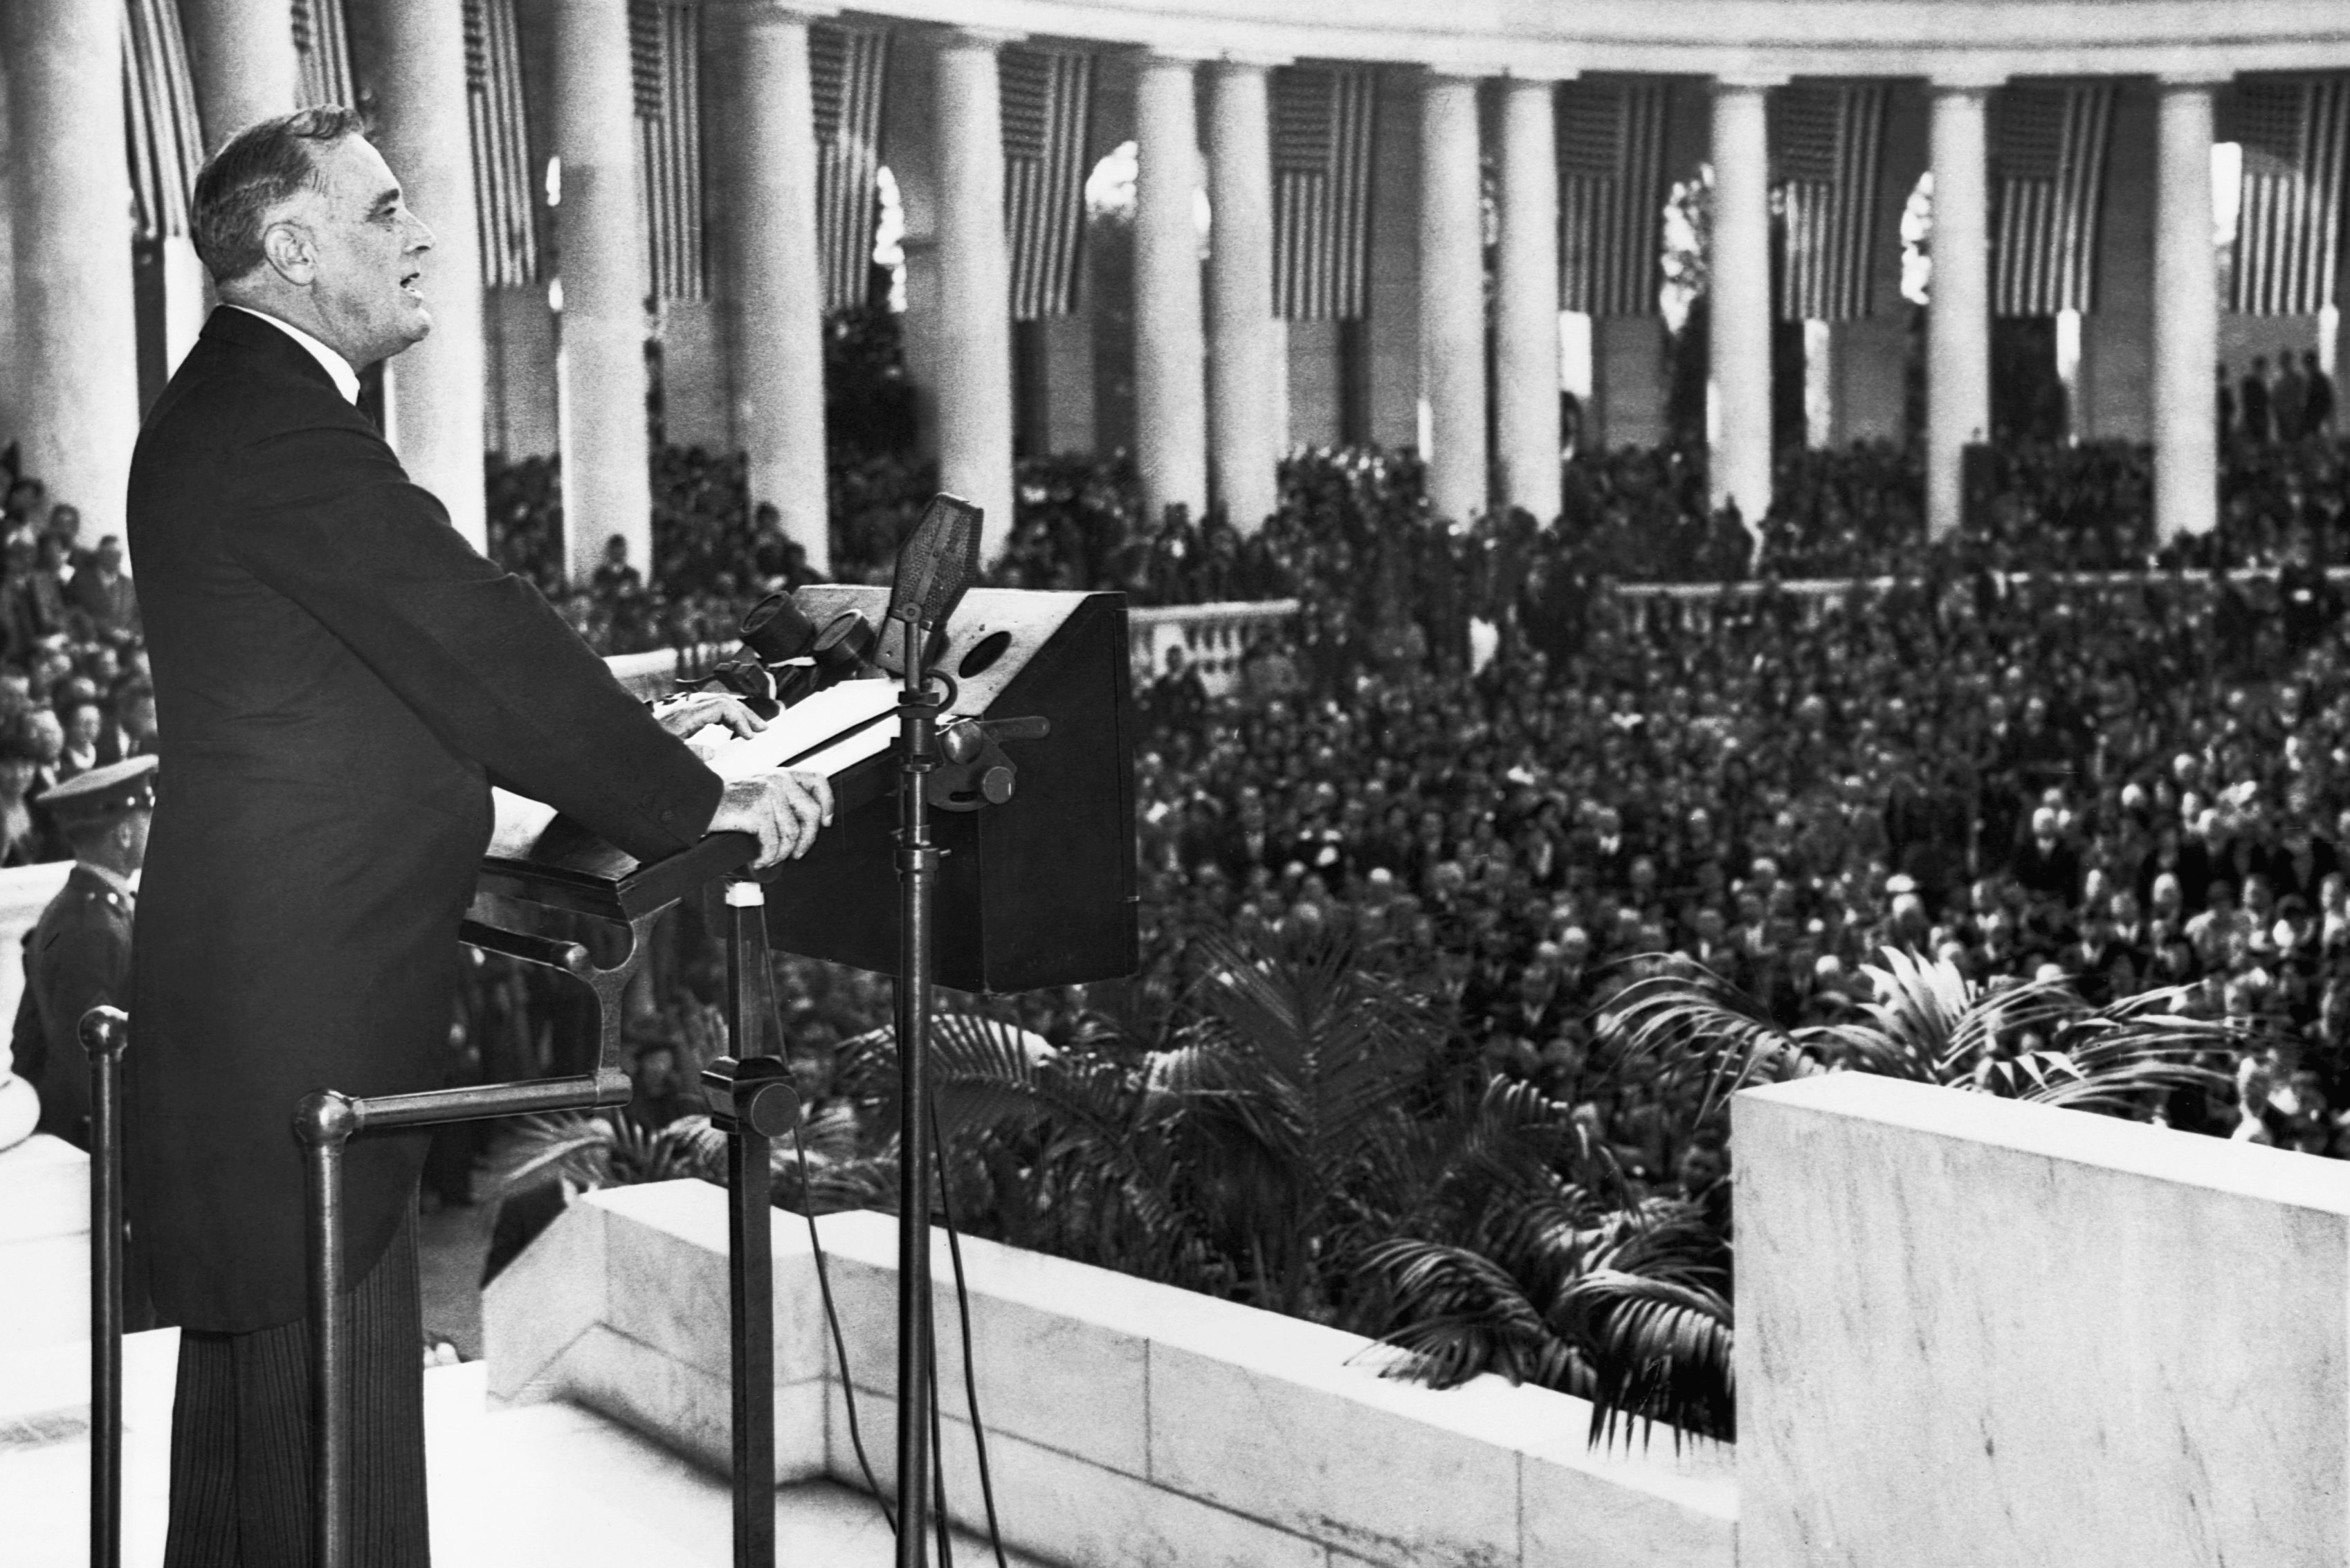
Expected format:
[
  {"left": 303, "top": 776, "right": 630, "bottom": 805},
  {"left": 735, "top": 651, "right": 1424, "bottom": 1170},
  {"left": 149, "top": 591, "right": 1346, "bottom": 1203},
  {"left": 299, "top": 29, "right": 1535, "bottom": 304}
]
[{"left": 228, "top": 305, "right": 362, "bottom": 405}]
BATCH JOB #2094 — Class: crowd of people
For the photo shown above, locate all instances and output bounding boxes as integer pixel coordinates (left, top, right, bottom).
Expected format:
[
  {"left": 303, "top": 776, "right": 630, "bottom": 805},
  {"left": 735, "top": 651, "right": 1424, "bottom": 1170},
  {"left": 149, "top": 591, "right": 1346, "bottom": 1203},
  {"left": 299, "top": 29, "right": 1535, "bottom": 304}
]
[
  {"left": 2221, "top": 350, "right": 2338, "bottom": 450},
  {"left": 33, "top": 412, "right": 2350, "bottom": 1185},
  {"left": 1131, "top": 559, "right": 2350, "bottom": 1178},
  {"left": 0, "top": 470, "right": 154, "bottom": 868}
]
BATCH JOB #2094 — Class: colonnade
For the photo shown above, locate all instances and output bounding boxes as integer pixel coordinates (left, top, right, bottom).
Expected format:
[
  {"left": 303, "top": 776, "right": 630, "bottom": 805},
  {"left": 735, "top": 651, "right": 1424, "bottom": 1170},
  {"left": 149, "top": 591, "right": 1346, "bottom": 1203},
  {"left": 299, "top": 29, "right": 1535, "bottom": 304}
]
[{"left": 0, "top": 0, "right": 2248, "bottom": 567}]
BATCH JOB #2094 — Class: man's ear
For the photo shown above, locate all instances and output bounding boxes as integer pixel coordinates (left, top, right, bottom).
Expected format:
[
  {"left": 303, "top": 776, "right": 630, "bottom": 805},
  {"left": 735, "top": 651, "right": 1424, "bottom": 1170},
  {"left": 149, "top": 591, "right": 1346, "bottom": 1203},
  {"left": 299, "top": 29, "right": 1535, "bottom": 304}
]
[{"left": 260, "top": 219, "right": 316, "bottom": 286}]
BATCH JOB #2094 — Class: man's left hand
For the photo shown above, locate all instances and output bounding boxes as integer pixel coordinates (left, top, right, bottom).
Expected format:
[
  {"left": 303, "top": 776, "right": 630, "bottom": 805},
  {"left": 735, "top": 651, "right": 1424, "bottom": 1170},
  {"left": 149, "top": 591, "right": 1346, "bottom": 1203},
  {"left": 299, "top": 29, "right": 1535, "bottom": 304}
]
[{"left": 653, "top": 692, "right": 766, "bottom": 759}]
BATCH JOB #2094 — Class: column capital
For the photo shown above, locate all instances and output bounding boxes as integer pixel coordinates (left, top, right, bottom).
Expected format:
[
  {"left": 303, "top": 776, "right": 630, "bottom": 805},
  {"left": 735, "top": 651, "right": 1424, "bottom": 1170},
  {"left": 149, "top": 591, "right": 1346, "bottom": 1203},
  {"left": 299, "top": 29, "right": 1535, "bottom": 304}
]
[
  {"left": 1926, "top": 66, "right": 2009, "bottom": 93},
  {"left": 1210, "top": 51, "right": 1289, "bottom": 73},
  {"left": 2156, "top": 69, "right": 2235, "bottom": 91},
  {"left": 937, "top": 24, "right": 1023, "bottom": 53},
  {"left": 1134, "top": 42, "right": 1220, "bottom": 66},
  {"left": 1499, "top": 66, "right": 1577, "bottom": 86},
  {"left": 712, "top": 1, "right": 841, "bottom": 20},
  {"left": 1713, "top": 72, "right": 1788, "bottom": 93}
]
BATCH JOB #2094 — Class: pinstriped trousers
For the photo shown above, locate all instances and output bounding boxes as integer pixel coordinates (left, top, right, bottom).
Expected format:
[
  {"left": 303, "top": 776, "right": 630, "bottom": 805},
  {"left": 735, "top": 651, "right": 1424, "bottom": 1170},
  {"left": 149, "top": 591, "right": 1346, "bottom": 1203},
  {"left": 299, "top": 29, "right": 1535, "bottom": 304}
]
[{"left": 161, "top": 1207, "right": 430, "bottom": 1567}]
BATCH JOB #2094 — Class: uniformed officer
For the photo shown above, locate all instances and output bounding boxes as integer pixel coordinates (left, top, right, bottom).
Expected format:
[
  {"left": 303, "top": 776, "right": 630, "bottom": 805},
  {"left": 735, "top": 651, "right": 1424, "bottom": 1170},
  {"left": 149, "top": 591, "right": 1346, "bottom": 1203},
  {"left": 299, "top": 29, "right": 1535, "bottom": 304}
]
[{"left": 11, "top": 754, "right": 155, "bottom": 1149}]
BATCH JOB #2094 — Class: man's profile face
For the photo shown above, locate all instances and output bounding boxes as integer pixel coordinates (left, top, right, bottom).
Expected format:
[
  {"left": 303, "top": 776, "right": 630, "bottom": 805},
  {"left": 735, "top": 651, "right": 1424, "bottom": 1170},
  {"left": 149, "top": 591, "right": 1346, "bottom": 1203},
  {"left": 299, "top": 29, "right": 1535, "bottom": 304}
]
[{"left": 269, "top": 134, "right": 435, "bottom": 367}]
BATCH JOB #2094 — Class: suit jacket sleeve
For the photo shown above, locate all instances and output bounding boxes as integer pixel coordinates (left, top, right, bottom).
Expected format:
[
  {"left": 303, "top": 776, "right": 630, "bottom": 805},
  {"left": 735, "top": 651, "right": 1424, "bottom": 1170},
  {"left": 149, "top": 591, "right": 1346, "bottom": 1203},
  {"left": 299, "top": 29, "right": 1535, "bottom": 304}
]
[{"left": 219, "top": 412, "right": 722, "bottom": 864}]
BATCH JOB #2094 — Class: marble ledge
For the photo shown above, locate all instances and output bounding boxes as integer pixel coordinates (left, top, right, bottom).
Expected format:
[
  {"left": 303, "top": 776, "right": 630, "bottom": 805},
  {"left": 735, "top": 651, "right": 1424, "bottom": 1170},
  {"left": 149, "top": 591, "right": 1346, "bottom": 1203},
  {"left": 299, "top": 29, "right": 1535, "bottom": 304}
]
[
  {"left": 500, "top": 1182, "right": 1737, "bottom": 1568},
  {"left": 1740, "top": 1068, "right": 2350, "bottom": 1214}
]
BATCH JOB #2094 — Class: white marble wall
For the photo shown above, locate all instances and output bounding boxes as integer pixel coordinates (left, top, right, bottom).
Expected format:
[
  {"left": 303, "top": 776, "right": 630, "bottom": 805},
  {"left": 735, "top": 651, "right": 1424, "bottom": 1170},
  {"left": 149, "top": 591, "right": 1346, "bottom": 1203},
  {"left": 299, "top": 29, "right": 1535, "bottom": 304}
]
[
  {"left": 1736, "top": 1072, "right": 2350, "bottom": 1568},
  {"left": 486, "top": 1180, "right": 1735, "bottom": 1568},
  {"left": 0, "top": 1133, "right": 89, "bottom": 1356}
]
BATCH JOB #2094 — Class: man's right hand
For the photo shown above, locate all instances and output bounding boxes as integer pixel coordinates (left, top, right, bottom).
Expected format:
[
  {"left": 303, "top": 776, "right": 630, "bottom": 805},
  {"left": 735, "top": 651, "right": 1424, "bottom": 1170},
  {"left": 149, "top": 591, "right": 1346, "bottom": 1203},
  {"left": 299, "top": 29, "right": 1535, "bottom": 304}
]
[{"left": 705, "top": 770, "right": 835, "bottom": 870}]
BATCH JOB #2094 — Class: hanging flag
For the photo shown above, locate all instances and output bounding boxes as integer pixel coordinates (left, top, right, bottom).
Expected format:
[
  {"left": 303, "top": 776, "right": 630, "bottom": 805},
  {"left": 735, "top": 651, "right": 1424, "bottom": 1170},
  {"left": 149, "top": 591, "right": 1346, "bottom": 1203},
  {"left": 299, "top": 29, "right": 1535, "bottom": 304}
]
[
  {"left": 1000, "top": 46, "right": 1095, "bottom": 321},
  {"left": 1989, "top": 82, "right": 2113, "bottom": 318},
  {"left": 1557, "top": 79, "right": 1670, "bottom": 318},
  {"left": 629, "top": 0, "right": 704, "bottom": 302},
  {"left": 2226, "top": 75, "right": 2350, "bottom": 317},
  {"left": 292, "top": 0, "right": 354, "bottom": 110},
  {"left": 464, "top": 0, "right": 538, "bottom": 289},
  {"left": 1771, "top": 83, "right": 1887, "bottom": 322},
  {"left": 810, "top": 23, "right": 891, "bottom": 313},
  {"left": 1271, "top": 64, "right": 1378, "bottom": 321},
  {"left": 121, "top": 0, "right": 203, "bottom": 244}
]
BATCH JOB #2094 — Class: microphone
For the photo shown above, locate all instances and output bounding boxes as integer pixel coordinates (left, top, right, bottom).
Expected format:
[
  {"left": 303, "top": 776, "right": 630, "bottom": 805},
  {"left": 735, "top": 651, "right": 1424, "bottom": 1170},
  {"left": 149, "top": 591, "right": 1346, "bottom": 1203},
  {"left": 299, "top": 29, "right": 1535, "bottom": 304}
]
[{"left": 887, "top": 493, "right": 982, "bottom": 639}]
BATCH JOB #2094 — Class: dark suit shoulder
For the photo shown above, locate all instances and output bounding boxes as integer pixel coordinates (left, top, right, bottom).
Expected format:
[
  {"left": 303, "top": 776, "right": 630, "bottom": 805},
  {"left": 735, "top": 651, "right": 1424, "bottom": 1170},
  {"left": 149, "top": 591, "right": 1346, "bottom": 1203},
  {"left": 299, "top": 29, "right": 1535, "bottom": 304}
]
[{"left": 140, "top": 320, "right": 368, "bottom": 457}]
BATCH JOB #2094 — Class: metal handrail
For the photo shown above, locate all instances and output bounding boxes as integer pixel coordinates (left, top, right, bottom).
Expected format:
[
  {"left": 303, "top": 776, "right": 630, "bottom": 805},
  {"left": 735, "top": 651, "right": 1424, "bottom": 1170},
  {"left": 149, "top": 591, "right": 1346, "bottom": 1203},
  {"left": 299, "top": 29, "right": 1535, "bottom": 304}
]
[
  {"left": 294, "top": 899, "right": 662, "bottom": 1568},
  {"left": 80, "top": 1005, "right": 129, "bottom": 1568}
]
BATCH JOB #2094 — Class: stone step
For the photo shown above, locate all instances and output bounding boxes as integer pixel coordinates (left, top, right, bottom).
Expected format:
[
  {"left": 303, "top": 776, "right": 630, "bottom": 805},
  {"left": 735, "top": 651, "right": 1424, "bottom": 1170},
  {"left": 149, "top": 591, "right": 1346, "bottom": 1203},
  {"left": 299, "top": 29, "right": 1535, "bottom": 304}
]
[{"left": 2, "top": 1327, "right": 1048, "bottom": 1567}]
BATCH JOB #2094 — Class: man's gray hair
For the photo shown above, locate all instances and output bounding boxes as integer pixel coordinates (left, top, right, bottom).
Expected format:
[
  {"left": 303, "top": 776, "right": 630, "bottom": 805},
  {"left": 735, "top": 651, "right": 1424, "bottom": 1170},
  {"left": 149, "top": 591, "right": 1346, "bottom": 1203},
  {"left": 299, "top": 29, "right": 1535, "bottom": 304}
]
[{"left": 190, "top": 106, "right": 366, "bottom": 284}]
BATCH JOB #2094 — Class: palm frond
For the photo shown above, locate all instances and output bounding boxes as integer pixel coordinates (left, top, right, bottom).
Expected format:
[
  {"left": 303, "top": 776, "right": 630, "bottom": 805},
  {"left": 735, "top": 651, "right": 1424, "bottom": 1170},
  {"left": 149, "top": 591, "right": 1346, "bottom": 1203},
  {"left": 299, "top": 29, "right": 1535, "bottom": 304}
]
[
  {"left": 482, "top": 1111, "right": 616, "bottom": 1196},
  {"left": 1605, "top": 965, "right": 1813, "bottom": 1118},
  {"left": 1557, "top": 1267, "right": 1735, "bottom": 1449}
]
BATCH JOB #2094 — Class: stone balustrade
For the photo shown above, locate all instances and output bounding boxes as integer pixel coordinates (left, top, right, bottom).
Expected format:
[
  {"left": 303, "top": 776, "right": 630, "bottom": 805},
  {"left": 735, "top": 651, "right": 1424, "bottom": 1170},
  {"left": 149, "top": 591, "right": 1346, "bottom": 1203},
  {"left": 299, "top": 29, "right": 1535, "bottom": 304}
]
[
  {"left": 1129, "top": 599, "right": 1300, "bottom": 700},
  {"left": 486, "top": 1181, "right": 1735, "bottom": 1568}
]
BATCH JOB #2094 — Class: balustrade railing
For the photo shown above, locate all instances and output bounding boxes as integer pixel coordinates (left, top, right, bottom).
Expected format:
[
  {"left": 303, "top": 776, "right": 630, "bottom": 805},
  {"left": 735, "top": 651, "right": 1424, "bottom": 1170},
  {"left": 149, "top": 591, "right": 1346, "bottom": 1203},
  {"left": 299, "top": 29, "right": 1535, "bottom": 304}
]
[{"left": 1129, "top": 599, "right": 1300, "bottom": 698}]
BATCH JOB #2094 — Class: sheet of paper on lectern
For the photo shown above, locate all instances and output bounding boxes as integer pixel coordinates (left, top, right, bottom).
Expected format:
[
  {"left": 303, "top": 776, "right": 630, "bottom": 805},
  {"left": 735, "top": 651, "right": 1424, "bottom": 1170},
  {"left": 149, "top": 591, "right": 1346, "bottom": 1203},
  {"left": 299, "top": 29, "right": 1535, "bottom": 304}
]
[
  {"left": 485, "top": 678, "right": 901, "bottom": 861},
  {"left": 688, "top": 677, "right": 900, "bottom": 781}
]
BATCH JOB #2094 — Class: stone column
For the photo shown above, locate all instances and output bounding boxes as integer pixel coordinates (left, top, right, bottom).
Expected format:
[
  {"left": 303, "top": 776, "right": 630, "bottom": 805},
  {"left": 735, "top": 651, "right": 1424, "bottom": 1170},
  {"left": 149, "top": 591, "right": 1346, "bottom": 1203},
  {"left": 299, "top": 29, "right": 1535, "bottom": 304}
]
[
  {"left": 728, "top": 3, "right": 831, "bottom": 572},
  {"left": 1494, "top": 74, "right": 1561, "bottom": 523},
  {"left": 1710, "top": 78, "right": 1776, "bottom": 521},
  {"left": 1926, "top": 79, "right": 1994, "bottom": 538},
  {"left": 364, "top": 0, "right": 489, "bottom": 551},
  {"left": 8, "top": 0, "right": 141, "bottom": 544},
  {"left": 931, "top": 30, "right": 1017, "bottom": 560},
  {"left": 549, "top": 0, "right": 650, "bottom": 583},
  {"left": 0, "top": 60, "right": 18, "bottom": 453},
  {"left": 180, "top": 0, "right": 301, "bottom": 150},
  {"left": 2153, "top": 76, "right": 2221, "bottom": 540},
  {"left": 1419, "top": 70, "right": 1486, "bottom": 525},
  {"left": 1133, "top": 50, "right": 1208, "bottom": 526},
  {"left": 1205, "top": 58, "right": 1279, "bottom": 533}
]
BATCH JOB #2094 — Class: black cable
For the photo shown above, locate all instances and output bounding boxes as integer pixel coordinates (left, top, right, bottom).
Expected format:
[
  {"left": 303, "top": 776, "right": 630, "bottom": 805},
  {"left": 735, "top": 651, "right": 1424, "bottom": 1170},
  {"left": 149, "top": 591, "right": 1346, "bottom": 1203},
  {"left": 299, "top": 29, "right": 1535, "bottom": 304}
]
[
  {"left": 788, "top": 1120, "right": 895, "bottom": 1534},
  {"left": 927, "top": 1318, "right": 955, "bottom": 1568},
  {"left": 761, "top": 949, "right": 1005, "bottom": 1562},
  {"left": 930, "top": 1104, "right": 1011, "bottom": 1568}
]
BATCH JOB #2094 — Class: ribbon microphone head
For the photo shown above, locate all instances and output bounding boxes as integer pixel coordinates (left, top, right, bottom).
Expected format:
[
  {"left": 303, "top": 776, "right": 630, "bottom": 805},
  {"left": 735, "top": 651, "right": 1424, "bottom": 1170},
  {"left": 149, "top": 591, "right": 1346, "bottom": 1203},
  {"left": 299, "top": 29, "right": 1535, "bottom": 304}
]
[{"left": 887, "top": 493, "right": 983, "bottom": 632}]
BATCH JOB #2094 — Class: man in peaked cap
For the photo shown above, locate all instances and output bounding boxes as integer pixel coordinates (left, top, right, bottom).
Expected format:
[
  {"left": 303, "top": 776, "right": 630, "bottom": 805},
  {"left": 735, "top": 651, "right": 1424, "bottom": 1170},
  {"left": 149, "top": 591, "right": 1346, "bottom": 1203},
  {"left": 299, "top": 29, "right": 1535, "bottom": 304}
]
[
  {"left": 10, "top": 755, "right": 157, "bottom": 1329},
  {"left": 12, "top": 754, "right": 155, "bottom": 1150}
]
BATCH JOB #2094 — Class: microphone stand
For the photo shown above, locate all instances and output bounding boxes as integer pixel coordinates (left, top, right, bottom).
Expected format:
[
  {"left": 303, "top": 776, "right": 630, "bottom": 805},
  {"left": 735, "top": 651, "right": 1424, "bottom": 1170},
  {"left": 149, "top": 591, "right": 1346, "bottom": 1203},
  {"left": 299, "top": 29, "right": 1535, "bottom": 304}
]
[{"left": 891, "top": 619, "right": 945, "bottom": 1568}]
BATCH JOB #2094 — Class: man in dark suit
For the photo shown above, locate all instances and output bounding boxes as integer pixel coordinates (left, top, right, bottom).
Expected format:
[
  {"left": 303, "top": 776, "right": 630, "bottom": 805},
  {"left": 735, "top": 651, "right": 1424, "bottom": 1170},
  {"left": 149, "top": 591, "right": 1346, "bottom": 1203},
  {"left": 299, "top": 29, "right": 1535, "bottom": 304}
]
[
  {"left": 2241, "top": 356, "right": 2274, "bottom": 445},
  {"left": 131, "top": 107, "right": 832, "bottom": 1565}
]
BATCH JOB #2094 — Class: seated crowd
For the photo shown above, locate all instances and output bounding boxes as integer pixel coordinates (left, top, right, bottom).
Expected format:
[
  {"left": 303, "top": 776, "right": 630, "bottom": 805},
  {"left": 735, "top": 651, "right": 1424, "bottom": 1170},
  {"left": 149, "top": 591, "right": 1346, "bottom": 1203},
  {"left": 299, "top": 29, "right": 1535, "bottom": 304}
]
[
  {"left": 0, "top": 471, "right": 154, "bottom": 867},
  {"left": 1134, "top": 560, "right": 2350, "bottom": 1175},
  {"left": 26, "top": 423, "right": 2350, "bottom": 1191}
]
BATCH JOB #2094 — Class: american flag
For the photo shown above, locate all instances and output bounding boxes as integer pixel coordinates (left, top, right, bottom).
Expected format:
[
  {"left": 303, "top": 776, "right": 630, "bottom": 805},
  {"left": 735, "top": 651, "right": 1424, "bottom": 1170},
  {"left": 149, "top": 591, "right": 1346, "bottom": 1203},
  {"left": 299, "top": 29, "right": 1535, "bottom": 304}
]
[
  {"left": 1271, "top": 64, "right": 1378, "bottom": 321},
  {"left": 122, "top": 0, "right": 203, "bottom": 243},
  {"left": 2225, "top": 75, "right": 2350, "bottom": 317},
  {"left": 1557, "top": 79, "right": 1670, "bottom": 318},
  {"left": 1000, "top": 46, "right": 1095, "bottom": 321},
  {"left": 291, "top": 0, "right": 353, "bottom": 111},
  {"left": 464, "top": 0, "right": 538, "bottom": 288},
  {"left": 1989, "top": 82, "right": 2113, "bottom": 318},
  {"left": 810, "top": 23, "right": 891, "bottom": 313},
  {"left": 630, "top": 0, "right": 704, "bottom": 302},
  {"left": 1771, "top": 83, "right": 1887, "bottom": 322}
]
